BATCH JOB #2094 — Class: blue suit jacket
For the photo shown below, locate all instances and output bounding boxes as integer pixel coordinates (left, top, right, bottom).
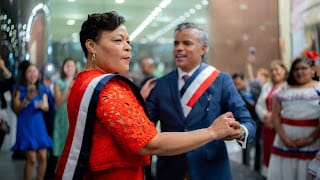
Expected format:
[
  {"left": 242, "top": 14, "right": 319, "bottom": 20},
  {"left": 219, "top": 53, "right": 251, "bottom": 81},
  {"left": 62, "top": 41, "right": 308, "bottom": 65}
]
[{"left": 145, "top": 63, "right": 256, "bottom": 180}]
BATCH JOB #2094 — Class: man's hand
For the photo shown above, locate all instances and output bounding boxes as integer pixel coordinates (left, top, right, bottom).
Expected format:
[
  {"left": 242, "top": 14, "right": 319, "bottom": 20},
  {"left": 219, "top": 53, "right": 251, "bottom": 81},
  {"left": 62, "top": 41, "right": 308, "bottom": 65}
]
[
  {"left": 140, "top": 78, "right": 156, "bottom": 101},
  {"left": 223, "top": 126, "right": 244, "bottom": 141},
  {"left": 208, "top": 112, "right": 240, "bottom": 140}
]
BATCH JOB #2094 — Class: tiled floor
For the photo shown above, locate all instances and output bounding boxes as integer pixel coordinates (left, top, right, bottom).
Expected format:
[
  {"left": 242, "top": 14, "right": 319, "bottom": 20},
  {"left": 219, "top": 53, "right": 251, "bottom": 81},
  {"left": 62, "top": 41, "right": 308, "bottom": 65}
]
[{"left": 0, "top": 146, "right": 265, "bottom": 180}]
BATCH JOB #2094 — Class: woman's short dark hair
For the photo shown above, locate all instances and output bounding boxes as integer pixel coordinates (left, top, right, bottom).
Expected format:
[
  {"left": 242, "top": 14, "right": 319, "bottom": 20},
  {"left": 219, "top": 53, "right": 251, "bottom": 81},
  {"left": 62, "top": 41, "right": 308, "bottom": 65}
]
[
  {"left": 287, "top": 56, "right": 318, "bottom": 85},
  {"left": 79, "top": 11, "right": 125, "bottom": 57}
]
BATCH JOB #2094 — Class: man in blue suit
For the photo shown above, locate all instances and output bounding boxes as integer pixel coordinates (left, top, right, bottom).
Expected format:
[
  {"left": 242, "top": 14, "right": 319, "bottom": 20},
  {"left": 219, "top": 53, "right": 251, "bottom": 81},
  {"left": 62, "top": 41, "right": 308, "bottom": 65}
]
[{"left": 145, "top": 22, "right": 256, "bottom": 180}]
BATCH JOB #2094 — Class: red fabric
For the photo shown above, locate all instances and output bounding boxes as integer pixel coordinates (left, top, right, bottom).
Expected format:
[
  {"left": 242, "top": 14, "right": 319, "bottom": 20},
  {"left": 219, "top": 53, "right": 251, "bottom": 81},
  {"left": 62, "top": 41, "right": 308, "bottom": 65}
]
[
  {"left": 271, "top": 148, "right": 317, "bottom": 159},
  {"left": 56, "top": 70, "right": 157, "bottom": 180},
  {"left": 262, "top": 86, "right": 277, "bottom": 167},
  {"left": 304, "top": 51, "right": 319, "bottom": 61},
  {"left": 262, "top": 126, "right": 275, "bottom": 166},
  {"left": 84, "top": 166, "right": 143, "bottom": 180},
  {"left": 281, "top": 118, "right": 319, "bottom": 127},
  {"left": 265, "top": 86, "right": 276, "bottom": 111},
  {"left": 55, "top": 71, "right": 94, "bottom": 179}
]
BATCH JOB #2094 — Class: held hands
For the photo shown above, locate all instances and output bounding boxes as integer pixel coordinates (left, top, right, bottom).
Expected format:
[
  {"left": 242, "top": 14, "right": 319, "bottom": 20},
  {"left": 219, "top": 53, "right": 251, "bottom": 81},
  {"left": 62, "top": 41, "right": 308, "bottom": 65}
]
[
  {"left": 294, "top": 137, "right": 314, "bottom": 148},
  {"left": 280, "top": 136, "right": 296, "bottom": 149},
  {"left": 208, "top": 112, "right": 242, "bottom": 140},
  {"left": 283, "top": 128, "right": 319, "bottom": 149},
  {"left": 280, "top": 134, "right": 312, "bottom": 149}
]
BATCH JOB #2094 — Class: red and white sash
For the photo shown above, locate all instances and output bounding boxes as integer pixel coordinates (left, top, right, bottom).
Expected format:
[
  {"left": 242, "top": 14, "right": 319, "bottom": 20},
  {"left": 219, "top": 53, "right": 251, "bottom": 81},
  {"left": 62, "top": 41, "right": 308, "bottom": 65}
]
[
  {"left": 181, "top": 66, "right": 220, "bottom": 117},
  {"left": 61, "top": 74, "right": 115, "bottom": 180},
  {"left": 58, "top": 73, "right": 145, "bottom": 180}
]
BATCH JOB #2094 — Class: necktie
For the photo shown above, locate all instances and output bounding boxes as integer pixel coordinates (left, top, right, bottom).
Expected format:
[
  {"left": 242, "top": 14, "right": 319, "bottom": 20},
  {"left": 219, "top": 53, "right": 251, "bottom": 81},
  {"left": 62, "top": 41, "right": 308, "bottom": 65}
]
[{"left": 182, "top": 74, "right": 190, "bottom": 82}]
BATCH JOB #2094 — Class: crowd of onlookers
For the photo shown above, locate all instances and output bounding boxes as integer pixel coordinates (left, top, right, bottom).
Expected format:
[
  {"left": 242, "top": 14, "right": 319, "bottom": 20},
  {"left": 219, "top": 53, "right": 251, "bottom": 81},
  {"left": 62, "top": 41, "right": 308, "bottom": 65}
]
[
  {"left": 0, "top": 57, "right": 77, "bottom": 179},
  {"left": 0, "top": 48, "right": 319, "bottom": 180},
  {"left": 231, "top": 51, "right": 320, "bottom": 180}
]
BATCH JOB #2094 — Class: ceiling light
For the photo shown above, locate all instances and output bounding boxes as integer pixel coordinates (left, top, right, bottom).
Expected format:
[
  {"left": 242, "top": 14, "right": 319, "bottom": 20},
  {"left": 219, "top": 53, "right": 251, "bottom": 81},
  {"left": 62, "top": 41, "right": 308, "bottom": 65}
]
[
  {"left": 156, "top": 16, "right": 171, "bottom": 22},
  {"left": 130, "top": 0, "right": 172, "bottom": 40},
  {"left": 159, "top": 0, "right": 171, "bottom": 8},
  {"left": 147, "top": 3, "right": 208, "bottom": 42},
  {"left": 201, "top": 0, "right": 208, "bottom": 5},
  {"left": 115, "top": 0, "right": 125, "bottom": 4},
  {"left": 151, "top": 22, "right": 159, "bottom": 27},
  {"left": 67, "top": 19, "right": 75, "bottom": 26},
  {"left": 189, "top": 8, "right": 196, "bottom": 14},
  {"left": 195, "top": 4, "right": 202, "bottom": 10},
  {"left": 67, "top": 0, "right": 76, "bottom": 2},
  {"left": 184, "top": 12, "right": 191, "bottom": 18}
]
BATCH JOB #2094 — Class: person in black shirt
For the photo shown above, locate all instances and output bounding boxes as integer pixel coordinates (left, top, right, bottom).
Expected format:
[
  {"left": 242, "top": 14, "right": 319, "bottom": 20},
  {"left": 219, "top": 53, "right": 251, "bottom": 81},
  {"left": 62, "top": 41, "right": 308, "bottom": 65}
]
[{"left": 0, "top": 57, "right": 14, "bottom": 148}]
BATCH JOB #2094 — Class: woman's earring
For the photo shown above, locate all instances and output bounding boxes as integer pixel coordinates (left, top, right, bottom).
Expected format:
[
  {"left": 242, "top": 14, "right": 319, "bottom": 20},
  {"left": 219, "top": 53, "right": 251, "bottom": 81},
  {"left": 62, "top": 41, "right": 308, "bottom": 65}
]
[{"left": 91, "top": 53, "right": 96, "bottom": 62}]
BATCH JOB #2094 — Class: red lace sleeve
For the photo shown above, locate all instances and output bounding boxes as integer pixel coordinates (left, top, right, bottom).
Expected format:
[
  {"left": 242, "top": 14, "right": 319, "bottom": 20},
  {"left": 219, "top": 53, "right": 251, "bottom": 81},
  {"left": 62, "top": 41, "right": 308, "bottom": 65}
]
[{"left": 96, "top": 78, "right": 157, "bottom": 153}]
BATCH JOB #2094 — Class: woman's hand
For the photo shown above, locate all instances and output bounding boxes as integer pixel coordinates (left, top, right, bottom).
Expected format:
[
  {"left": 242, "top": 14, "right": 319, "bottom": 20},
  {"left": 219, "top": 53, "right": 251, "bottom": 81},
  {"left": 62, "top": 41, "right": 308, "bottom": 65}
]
[
  {"left": 39, "top": 94, "right": 49, "bottom": 112},
  {"left": 280, "top": 135, "right": 297, "bottom": 149},
  {"left": 295, "top": 127, "right": 320, "bottom": 148},
  {"left": 295, "top": 137, "right": 313, "bottom": 148}
]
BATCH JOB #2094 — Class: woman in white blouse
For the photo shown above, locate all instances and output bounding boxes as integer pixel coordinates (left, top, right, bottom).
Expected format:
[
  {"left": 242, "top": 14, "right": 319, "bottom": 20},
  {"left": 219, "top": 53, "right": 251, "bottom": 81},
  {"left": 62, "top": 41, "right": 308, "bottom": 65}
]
[{"left": 255, "top": 60, "right": 288, "bottom": 169}]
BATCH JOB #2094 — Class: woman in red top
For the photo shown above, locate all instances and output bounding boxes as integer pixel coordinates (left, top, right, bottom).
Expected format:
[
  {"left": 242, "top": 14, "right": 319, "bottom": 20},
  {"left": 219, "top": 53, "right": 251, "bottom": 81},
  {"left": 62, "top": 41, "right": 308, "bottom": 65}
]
[{"left": 55, "top": 11, "right": 242, "bottom": 180}]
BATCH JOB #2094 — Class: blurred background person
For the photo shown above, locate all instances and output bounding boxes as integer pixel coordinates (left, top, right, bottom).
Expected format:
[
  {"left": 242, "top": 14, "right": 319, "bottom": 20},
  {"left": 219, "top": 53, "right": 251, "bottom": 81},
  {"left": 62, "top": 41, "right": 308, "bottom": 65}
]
[
  {"left": 232, "top": 71, "right": 261, "bottom": 171},
  {"left": 50, "top": 58, "right": 77, "bottom": 177},
  {"left": 0, "top": 57, "right": 14, "bottom": 150},
  {"left": 255, "top": 60, "right": 288, "bottom": 176},
  {"left": 11, "top": 61, "right": 53, "bottom": 180},
  {"left": 41, "top": 63, "right": 57, "bottom": 180},
  {"left": 306, "top": 51, "right": 320, "bottom": 180},
  {"left": 137, "top": 58, "right": 157, "bottom": 180},
  {"left": 243, "top": 51, "right": 271, "bottom": 173},
  {"left": 256, "top": 68, "right": 271, "bottom": 86},
  {"left": 139, "top": 57, "right": 156, "bottom": 89},
  {"left": 246, "top": 52, "right": 271, "bottom": 86},
  {"left": 267, "top": 56, "right": 320, "bottom": 180},
  {"left": 232, "top": 71, "right": 261, "bottom": 110},
  {"left": 40, "top": 63, "right": 56, "bottom": 141}
]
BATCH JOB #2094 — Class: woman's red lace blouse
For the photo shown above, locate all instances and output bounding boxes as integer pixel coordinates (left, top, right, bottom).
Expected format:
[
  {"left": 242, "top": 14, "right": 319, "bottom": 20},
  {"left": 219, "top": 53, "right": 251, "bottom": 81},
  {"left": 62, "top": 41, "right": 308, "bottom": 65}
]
[{"left": 88, "top": 76, "right": 157, "bottom": 177}]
